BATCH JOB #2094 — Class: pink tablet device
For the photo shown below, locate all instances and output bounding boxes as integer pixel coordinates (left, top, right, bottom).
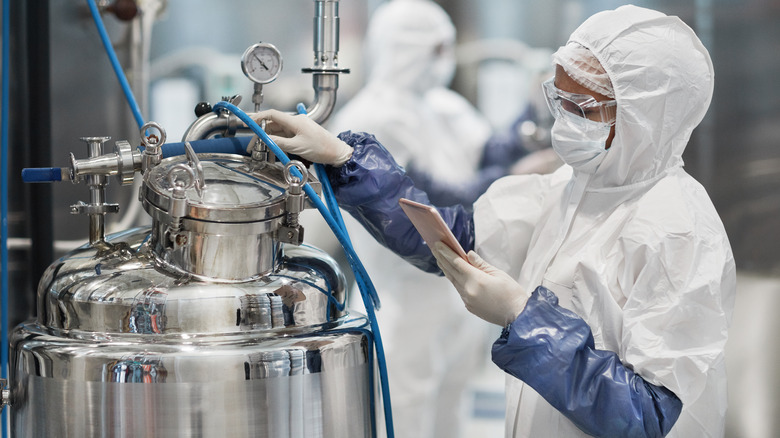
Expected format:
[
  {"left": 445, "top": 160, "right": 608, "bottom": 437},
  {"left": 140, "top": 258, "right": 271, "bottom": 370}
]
[{"left": 399, "top": 198, "right": 468, "bottom": 260}]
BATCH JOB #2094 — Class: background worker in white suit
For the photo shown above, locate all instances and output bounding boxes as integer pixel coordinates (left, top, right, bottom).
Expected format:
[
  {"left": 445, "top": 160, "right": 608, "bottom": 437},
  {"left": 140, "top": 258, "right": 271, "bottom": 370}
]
[{"left": 327, "top": 1, "right": 541, "bottom": 437}]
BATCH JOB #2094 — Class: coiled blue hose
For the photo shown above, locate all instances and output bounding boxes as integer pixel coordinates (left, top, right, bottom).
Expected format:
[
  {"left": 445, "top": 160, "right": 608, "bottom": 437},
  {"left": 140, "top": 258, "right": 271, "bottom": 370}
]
[
  {"left": 215, "top": 101, "right": 394, "bottom": 438},
  {"left": 85, "top": 0, "right": 145, "bottom": 130},
  {"left": 1, "top": 0, "right": 11, "bottom": 434}
]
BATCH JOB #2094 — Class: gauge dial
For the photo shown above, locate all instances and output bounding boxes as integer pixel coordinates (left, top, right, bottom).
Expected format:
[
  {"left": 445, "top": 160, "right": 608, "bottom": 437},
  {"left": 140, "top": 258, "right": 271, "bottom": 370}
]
[{"left": 241, "top": 42, "right": 283, "bottom": 84}]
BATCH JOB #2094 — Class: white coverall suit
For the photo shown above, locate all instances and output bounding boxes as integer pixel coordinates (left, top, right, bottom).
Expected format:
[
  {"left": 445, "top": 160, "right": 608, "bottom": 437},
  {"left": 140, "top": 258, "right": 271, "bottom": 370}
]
[{"left": 472, "top": 6, "right": 736, "bottom": 437}]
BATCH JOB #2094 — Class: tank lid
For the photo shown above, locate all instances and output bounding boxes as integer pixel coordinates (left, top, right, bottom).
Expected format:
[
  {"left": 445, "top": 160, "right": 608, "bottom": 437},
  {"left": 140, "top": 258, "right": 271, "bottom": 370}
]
[{"left": 142, "top": 154, "right": 287, "bottom": 223}]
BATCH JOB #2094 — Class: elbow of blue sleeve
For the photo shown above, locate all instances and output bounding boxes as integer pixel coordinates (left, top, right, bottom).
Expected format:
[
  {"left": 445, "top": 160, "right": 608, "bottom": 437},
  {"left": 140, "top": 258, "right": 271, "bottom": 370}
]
[
  {"left": 492, "top": 286, "right": 682, "bottom": 438},
  {"left": 325, "top": 131, "right": 475, "bottom": 274}
]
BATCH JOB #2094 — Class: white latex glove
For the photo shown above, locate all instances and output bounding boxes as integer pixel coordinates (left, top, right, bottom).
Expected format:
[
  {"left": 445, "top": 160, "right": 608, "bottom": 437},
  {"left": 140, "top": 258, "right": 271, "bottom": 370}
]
[
  {"left": 252, "top": 109, "right": 353, "bottom": 166},
  {"left": 431, "top": 241, "right": 529, "bottom": 326}
]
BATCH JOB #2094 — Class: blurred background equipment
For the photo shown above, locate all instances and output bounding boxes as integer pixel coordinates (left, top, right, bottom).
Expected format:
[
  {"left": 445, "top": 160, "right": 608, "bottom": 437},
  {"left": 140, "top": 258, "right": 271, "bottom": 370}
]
[{"left": 2, "top": 1, "right": 779, "bottom": 437}]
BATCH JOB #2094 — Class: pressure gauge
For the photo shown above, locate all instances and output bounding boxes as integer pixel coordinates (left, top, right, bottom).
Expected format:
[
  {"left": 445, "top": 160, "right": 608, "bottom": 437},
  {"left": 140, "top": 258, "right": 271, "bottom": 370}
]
[{"left": 241, "top": 42, "right": 283, "bottom": 84}]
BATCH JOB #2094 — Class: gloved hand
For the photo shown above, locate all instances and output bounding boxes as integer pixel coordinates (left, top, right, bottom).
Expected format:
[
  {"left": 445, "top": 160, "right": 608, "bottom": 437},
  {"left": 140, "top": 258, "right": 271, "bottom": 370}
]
[
  {"left": 431, "top": 241, "right": 529, "bottom": 326},
  {"left": 252, "top": 109, "right": 353, "bottom": 166}
]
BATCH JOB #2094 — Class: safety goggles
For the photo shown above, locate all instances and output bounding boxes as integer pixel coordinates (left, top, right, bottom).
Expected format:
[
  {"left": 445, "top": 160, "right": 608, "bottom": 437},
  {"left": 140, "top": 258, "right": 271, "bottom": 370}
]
[{"left": 542, "top": 77, "right": 617, "bottom": 126}]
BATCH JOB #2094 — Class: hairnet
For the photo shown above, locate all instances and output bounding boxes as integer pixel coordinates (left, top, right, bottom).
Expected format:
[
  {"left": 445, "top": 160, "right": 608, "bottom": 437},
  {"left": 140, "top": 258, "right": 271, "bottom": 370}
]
[{"left": 551, "top": 42, "right": 615, "bottom": 98}]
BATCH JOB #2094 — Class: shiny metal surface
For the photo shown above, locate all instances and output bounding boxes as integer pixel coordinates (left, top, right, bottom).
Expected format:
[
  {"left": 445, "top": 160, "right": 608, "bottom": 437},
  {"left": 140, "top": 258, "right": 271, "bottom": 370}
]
[
  {"left": 11, "top": 227, "right": 372, "bottom": 437},
  {"left": 141, "top": 154, "right": 308, "bottom": 280},
  {"left": 181, "top": 112, "right": 245, "bottom": 142},
  {"left": 35, "top": 227, "right": 348, "bottom": 334},
  {"left": 143, "top": 154, "right": 288, "bottom": 224},
  {"left": 11, "top": 323, "right": 370, "bottom": 437}
]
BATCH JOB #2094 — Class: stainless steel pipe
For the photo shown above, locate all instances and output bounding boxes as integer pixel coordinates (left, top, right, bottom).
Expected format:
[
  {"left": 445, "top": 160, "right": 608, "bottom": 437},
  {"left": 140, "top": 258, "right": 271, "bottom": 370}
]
[{"left": 183, "top": 0, "right": 345, "bottom": 141}]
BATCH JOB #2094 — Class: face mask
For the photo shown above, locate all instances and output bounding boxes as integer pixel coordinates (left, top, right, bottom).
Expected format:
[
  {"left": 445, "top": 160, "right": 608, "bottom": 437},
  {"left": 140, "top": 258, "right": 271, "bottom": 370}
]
[{"left": 551, "top": 116, "right": 611, "bottom": 173}]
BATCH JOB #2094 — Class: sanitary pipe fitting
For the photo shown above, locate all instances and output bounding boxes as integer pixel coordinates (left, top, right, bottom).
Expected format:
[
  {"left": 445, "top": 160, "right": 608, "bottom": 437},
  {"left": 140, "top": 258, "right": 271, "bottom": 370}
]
[
  {"left": 182, "top": 1, "right": 348, "bottom": 141},
  {"left": 302, "top": 0, "right": 350, "bottom": 125},
  {"left": 71, "top": 137, "right": 121, "bottom": 245}
]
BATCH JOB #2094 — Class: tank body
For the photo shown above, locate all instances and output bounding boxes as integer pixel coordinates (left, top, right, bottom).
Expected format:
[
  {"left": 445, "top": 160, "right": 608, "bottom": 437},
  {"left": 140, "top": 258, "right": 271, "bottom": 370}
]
[{"left": 10, "top": 153, "right": 373, "bottom": 437}]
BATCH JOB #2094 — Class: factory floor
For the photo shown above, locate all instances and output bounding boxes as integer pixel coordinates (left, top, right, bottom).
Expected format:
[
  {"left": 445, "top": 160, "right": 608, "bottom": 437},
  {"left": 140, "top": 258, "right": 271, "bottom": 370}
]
[{"left": 459, "top": 271, "right": 780, "bottom": 438}]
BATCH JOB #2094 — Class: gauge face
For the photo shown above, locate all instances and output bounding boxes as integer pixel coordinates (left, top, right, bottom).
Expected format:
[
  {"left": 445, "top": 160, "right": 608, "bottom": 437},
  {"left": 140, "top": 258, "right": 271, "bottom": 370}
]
[{"left": 241, "top": 42, "right": 283, "bottom": 84}]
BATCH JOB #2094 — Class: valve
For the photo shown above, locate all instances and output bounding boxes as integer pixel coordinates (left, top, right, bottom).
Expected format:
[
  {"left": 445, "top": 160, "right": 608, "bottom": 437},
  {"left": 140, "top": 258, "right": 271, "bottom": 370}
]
[{"left": 70, "top": 136, "right": 121, "bottom": 245}]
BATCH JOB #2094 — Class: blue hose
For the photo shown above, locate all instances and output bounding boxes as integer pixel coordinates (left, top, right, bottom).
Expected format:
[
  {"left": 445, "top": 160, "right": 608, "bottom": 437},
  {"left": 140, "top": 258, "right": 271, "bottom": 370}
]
[
  {"left": 215, "top": 101, "right": 394, "bottom": 438},
  {"left": 85, "top": 0, "right": 145, "bottom": 130},
  {"left": 296, "top": 102, "right": 382, "bottom": 437},
  {"left": 1, "top": 0, "right": 11, "bottom": 433}
]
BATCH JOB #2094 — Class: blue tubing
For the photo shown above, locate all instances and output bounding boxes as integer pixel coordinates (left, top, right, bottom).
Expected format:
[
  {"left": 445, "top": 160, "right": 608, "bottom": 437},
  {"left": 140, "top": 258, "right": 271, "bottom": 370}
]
[
  {"left": 161, "top": 136, "right": 252, "bottom": 158},
  {"left": 21, "top": 167, "right": 63, "bottom": 183},
  {"left": 213, "top": 101, "right": 394, "bottom": 438},
  {"left": 0, "top": 0, "right": 11, "bottom": 437},
  {"left": 2, "top": 0, "right": 11, "bottom": 434},
  {"left": 86, "top": 0, "right": 145, "bottom": 130}
]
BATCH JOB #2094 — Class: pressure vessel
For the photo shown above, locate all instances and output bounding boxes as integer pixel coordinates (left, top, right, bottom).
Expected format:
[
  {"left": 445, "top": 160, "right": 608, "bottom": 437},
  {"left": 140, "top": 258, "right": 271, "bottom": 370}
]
[{"left": 10, "top": 153, "right": 372, "bottom": 437}]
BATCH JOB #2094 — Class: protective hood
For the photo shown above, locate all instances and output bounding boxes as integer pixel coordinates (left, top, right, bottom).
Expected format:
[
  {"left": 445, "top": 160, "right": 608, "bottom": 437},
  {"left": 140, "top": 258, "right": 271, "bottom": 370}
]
[
  {"left": 364, "top": 0, "right": 456, "bottom": 94},
  {"left": 568, "top": 5, "right": 714, "bottom": 189},
  {"left": 473, "top": 6, "right": 733, "bottom": 437}
]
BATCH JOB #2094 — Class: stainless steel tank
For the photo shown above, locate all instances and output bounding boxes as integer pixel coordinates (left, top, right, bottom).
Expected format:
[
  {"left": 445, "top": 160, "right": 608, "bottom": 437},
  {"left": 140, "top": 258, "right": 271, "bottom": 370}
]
[{"left": 9, "top": 143, "right": 373, "bottom": 437}]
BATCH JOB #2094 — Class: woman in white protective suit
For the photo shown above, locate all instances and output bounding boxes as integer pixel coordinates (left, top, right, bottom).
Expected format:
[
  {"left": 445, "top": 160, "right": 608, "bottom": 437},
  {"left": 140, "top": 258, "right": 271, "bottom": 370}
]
[
  {"left": 326, "top": 2, "right": 537, "bottom": 437},
  {"left": 254, "top": 5, "right": 736, "bottom": 438}
]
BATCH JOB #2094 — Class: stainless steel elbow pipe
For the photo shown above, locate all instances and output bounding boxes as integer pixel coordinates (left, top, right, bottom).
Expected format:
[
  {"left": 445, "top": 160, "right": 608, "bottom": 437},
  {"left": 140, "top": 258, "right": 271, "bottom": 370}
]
[
  {"left": 183, "top": 0, "right": 348, "bottom": 141},
  {"left": 302, "top": 0, "right": 349, "bottom": 124}
]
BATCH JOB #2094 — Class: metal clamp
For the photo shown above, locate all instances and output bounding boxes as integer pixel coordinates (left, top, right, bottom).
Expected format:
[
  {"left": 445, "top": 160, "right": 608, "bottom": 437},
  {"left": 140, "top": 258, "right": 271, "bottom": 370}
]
[
  {"left": 166, "top": 164, "right": 196, "bottom": 246},
  {"left": 1, "top": 377, "right": 9, "bottom": 411},
  {"left": 249, "top": 119, "right": 270, "bottom": 167},
  {"left": 276, "top": 161, "right": 308, "bottom": 245},
  {"left": 70, "top": 201, "right": 120, "bottom": 215}
]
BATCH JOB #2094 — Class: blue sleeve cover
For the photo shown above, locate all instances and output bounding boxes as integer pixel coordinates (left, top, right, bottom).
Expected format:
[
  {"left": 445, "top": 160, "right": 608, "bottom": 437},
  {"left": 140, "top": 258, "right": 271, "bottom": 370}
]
[
  {"left": 325, "top": 131, "right": 475, "bottom": 274},
  {"left": 492, "top": 286, "right": 683, "bottom": 438}
]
